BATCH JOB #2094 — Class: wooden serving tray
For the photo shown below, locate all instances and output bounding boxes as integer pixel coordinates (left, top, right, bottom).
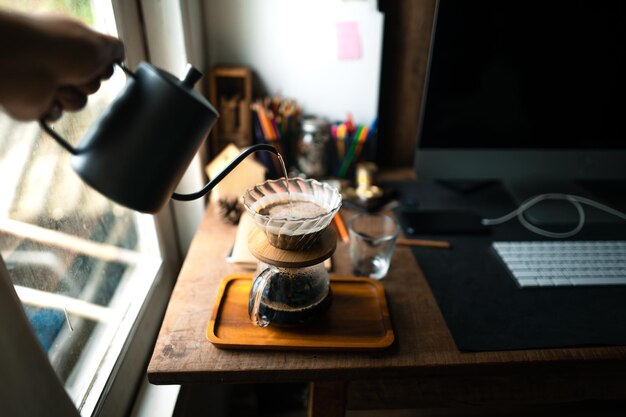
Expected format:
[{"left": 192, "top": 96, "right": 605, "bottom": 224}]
[{"left": 207, "top": 275, "right": 394, "bottom": 351}]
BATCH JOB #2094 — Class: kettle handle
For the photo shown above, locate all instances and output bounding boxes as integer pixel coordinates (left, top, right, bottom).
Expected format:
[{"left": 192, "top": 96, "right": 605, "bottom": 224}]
[
  {"left": 39, "top": 62, "right": 135, "bottom": 156},
  {"left": 171, "top": 144, "right": 279, "bottom": 201}
]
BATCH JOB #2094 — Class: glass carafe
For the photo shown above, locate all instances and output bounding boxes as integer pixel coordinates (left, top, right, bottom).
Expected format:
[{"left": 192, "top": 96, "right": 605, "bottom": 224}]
[{"left": 249, "top": 262, "right": 331, "bottom": 327}]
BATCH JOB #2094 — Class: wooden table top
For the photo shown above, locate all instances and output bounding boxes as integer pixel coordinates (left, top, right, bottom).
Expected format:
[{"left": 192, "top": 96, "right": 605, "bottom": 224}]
[{"left": 147, "top": 206, "right": 626, "bottom": 386}]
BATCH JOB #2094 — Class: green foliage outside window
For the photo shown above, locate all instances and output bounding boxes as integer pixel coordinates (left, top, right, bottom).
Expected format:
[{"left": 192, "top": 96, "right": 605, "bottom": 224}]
[{"left": 0, "top": 0, "right": 92, "bottom": 25}]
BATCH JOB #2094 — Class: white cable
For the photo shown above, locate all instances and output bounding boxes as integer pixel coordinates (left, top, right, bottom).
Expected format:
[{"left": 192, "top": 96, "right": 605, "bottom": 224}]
[{"left": 481, "top": 193, "right": 626, "bottom": 238}]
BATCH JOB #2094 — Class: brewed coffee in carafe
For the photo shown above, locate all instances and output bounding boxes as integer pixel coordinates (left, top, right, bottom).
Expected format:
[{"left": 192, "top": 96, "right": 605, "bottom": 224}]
[{"left": 249, "top": 262, "right": 332, "bottom": 327}]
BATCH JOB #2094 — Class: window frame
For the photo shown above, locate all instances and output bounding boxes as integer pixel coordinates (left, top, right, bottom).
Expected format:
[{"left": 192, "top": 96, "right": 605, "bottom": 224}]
[{"left": 0, "top": 0, "right": 208, "bottom": 415}]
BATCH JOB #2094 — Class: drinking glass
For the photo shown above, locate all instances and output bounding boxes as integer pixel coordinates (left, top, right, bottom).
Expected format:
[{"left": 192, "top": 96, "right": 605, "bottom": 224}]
[{"left": 348, "top": 213, "right": 399, "bottom": 280}]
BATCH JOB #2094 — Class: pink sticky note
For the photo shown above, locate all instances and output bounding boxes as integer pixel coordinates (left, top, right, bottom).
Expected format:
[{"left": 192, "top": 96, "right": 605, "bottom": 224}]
[{"left": 336, "top": 21, "right": 362, "bottom": 60}]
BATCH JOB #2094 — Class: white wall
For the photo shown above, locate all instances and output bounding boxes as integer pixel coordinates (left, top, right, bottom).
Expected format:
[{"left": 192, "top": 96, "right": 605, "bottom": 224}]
[
  {"left": 203, "top": 0, "right": 383, "bottom": 124},
  {"left": 140, "top": 0, "right": 206, "bottom": 256}
]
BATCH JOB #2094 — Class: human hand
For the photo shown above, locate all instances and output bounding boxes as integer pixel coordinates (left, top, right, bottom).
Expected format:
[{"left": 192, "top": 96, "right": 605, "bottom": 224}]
[{"left": 0, "top": 11, "right": 125, "bottom": 121}]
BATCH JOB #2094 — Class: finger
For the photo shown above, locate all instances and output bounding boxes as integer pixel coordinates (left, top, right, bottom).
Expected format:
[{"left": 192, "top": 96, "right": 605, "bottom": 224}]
[
  {"left": 55, "top": 86, "right": 88, "bottom": 111},
  {"left": 100, "top": 65, "right": 114, "bottom": 80},
  {"left": 76, "top": 78, "right": 101, "bottom": 95},
  {"left": 106, "top": 35, "right": 125, "bottom": 62},
  {"left": 43, "top": 101, "right": 63, "bottom": 122},
  {"left": 90, "top": 36, "right": 123, "bottom": 83},
  {"left": 97, "top": 35, "right": 125, "bottom": 71}
]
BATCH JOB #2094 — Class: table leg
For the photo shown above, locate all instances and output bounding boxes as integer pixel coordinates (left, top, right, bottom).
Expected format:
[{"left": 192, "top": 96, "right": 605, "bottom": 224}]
[{"left": 308, "top": 381, "right": 346, "bottom": 417}]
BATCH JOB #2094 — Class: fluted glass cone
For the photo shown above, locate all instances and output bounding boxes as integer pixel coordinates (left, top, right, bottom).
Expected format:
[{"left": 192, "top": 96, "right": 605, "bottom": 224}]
[{"left": 242, "top": 178, "right": 342, "bottom": 250}]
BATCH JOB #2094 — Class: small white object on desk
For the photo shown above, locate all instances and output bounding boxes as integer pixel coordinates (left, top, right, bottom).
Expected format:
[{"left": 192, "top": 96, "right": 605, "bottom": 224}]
[{"left": 226, "top": 213, "right": 257, "bottom": 267}]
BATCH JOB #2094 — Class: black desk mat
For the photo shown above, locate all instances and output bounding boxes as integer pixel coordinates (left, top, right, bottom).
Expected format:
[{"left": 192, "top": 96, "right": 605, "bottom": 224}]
[{"left": 390, "top": 180, "right": 626, "bottom": 352}]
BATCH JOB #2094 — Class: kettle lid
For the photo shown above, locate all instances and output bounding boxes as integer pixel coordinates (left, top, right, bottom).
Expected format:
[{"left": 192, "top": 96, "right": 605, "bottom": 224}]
[{"left": 141, "top": 62, "right": 217, "bottom": 114}]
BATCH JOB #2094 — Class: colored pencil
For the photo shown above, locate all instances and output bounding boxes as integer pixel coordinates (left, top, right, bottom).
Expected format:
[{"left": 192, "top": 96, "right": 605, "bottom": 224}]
[
  {"left": 336, "top": 124, "right": 346, "bottom": 160},
  {"left": 254, "top": 103, "right": 274, "bottom": 140},
  {"left": 338, "top": 127, "right": 365, "bottom": 178},
  {"left": 333, "top": 213, "right": 350, "bottom": 244},
  {"left": 353, "top": 126, "right": 369, "bottom": 161}
]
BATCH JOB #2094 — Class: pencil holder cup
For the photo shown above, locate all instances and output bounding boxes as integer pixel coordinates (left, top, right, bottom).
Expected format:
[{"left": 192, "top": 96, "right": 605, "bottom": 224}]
[{"left": 330, "top": 129, "right": 377, "bottom": 179}]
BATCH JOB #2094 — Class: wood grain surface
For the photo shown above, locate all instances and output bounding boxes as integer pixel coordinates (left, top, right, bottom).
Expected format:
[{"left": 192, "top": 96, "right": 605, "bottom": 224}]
[
  {"left": 206, "top": 275, "right": 394, "bottom": 351},
  {"left": 148, "top": 206, "right": 626, "bottom": 406},
  {"left": 247, "top": 226, "right": 336, "bottom": 268}
]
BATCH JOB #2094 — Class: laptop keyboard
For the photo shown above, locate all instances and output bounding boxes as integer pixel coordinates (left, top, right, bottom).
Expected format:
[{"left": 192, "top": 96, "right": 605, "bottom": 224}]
[{"left": 492, "top": 240, "right": 626, "bottom": 288}]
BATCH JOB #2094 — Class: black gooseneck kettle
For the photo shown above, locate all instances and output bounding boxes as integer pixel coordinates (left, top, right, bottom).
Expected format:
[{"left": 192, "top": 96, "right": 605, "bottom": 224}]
[{"left": 40, "top": 62, "right": 277, "bottom": 213}]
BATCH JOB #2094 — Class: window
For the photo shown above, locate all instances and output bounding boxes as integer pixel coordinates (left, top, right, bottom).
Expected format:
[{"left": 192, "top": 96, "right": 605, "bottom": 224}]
[{"left": 0, "top": 1, "right": 174, "bottom": 415}]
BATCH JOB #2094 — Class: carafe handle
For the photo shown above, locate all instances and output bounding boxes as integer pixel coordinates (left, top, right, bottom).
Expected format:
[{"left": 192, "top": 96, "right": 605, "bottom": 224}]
[{"left": 249, "top": 267, "right": 273, "bottom": 327}]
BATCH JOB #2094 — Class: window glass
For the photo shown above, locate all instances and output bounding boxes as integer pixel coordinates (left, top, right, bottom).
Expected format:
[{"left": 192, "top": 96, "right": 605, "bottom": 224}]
[{"left": 0, "top": 0, "right": 162, "bottom": 410}]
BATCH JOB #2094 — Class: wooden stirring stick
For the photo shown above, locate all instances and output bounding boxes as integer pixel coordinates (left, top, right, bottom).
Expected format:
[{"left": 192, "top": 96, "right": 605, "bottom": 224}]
[{"left": 396, "top": 238, "right": 451, "bottom": 249}]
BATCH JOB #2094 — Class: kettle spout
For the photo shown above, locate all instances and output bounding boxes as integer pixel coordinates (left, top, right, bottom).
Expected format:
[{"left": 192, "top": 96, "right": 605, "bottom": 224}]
[{"left": 172, "top": 144, "right": 279, "bottom": 202}]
